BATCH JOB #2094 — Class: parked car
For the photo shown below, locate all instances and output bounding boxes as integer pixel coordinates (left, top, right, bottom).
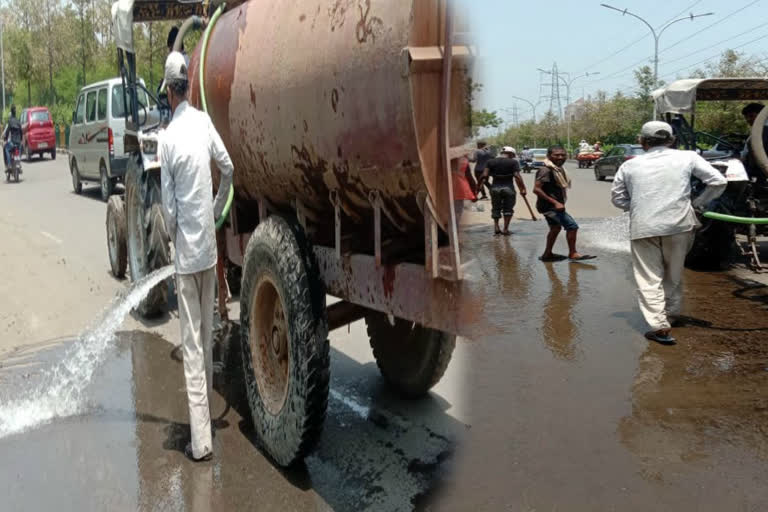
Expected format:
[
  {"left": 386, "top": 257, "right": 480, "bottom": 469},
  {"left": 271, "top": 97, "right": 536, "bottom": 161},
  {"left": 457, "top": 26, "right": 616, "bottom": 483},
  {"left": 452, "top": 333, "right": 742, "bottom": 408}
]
[
  {"left": 593, "top": 144, "right": 645, "bottom": 181},
  {"left": 68, "top": 77, "right": 159, "bottom": 201},
  {"left": 20, "top": 107, "right": 56, "bottom": 161}
]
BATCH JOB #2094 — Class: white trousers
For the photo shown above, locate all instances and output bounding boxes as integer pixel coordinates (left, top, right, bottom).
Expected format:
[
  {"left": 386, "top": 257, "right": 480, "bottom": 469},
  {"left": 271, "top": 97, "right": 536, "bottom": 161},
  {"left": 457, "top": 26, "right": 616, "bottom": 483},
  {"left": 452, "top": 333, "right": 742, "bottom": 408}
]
[
  {"left": 630, "top": 230, "right": 694, "bottom": 331},
  {"left": 177, "top": 266, "right": 216, "bottom": 458}
]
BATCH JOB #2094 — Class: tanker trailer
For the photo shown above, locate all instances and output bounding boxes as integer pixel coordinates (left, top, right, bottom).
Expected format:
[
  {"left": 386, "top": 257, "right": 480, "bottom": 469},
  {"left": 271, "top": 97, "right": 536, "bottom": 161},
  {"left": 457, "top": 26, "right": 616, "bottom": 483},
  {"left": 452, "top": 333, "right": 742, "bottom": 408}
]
[{"left": 109, "top": 0, "right": 475, "bottom": 466}]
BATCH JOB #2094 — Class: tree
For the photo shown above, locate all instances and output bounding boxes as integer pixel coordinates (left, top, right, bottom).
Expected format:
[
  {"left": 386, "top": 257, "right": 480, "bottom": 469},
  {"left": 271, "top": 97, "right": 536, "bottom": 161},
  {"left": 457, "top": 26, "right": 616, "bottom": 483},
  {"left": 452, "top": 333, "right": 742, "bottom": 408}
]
[{"left": 471, "top": 108, "right": 502, "bottom": 137}]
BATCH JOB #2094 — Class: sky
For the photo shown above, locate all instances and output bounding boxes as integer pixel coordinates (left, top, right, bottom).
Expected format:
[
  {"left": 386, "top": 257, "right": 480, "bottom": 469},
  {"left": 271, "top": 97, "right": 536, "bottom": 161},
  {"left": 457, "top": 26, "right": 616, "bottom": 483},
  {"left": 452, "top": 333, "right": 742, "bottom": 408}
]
[{"left": 462, "top": 0, "right": 768, "bottom": 126}]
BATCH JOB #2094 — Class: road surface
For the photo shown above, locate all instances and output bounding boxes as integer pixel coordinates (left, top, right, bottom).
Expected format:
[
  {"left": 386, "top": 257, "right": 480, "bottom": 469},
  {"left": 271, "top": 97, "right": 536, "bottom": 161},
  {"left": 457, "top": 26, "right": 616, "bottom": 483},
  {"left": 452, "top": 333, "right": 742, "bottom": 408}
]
[{"left": 1, "top": 157, "right": 767, "bottom": 511}]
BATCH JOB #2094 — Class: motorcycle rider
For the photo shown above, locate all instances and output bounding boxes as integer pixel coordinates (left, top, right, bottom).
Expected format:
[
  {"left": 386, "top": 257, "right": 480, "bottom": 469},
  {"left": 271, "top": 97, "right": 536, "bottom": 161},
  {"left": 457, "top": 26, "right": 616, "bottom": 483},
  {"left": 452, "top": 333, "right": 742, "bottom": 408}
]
[
  {"left": 521, "top": 146, "right": 534, "bottom": 172},
  {"left": 3, "top": 105, "right": 22, "bottom": 171}
]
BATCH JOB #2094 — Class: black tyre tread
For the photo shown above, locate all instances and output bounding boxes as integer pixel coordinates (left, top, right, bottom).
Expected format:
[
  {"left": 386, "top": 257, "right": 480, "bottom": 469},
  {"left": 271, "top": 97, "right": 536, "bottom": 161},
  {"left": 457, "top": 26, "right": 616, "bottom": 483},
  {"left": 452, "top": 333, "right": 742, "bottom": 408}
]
[
  {"left": 239, "top": 215, "right": 329, "bottom": 467},
  {"left": 107, "top": 196, "right": 128, "bottom": 279},
  {"left": 125, "top": 163, "right": 169, "bottom": 317},
  {"left": 71, "top": 159, "right": 82, "bottom": 194},
  {"left": 685, "top": 220, "right": 736, "bottom": 271},
  {"left": 365, "top": 313, "right": 456, "bottom": 398},
  {"left": 100, "top": 162, "right": 114, "bottom": 202}
]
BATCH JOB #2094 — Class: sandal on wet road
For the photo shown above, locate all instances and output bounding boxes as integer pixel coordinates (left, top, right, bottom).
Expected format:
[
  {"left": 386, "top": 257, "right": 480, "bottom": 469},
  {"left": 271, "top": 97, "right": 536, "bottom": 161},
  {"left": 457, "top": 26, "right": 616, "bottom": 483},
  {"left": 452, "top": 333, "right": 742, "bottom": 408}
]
[{"left": 645, "top": 330, "right": 677, "bottom": 345}]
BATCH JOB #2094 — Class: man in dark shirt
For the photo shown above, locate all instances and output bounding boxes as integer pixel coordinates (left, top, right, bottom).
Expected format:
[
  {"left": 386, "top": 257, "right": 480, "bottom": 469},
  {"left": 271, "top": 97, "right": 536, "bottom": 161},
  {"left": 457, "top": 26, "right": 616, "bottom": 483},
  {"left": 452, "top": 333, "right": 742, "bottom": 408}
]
[
  {"left": 534, "top": 145, "right": 594, "bottom": 261},
  {"left": 470, "top": 141, "right": 493, "bottom": 199},
  {"left": 2, "top": 105, "right": 22, "bottom": 170},
  {"left": 480, "top": 147, "right": 527, "bottom": 236}
]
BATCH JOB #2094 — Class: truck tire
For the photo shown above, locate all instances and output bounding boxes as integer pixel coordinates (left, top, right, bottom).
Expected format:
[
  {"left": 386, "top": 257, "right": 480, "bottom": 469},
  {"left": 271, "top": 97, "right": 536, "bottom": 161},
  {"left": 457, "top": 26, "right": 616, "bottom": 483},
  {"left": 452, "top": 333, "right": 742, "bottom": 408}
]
[
  {"left": 239, "top": 215, "right": 329, "bottom": 467},
  {"left": 125, "top": 160, "right": 170, "bottom": 317},
  {"left": 106, "top": 195, "right": 127, "bottom": 279},
  {"left": 685, "top": 220, "right": 737, "bottom": 271},
  {"left": 365, "top": 312, "right": 456, "bottom": 398}
]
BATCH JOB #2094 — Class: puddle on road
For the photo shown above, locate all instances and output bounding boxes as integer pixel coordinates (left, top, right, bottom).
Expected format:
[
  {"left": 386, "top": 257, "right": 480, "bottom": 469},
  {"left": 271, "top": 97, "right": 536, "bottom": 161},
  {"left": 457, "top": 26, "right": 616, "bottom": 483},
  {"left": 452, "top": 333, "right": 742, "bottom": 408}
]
[
  {"left": 436, "top": 219, "right": 768, "bottom": 511},
  {"left": 0, "top": 328, "right": 460, "bottom": 512}
]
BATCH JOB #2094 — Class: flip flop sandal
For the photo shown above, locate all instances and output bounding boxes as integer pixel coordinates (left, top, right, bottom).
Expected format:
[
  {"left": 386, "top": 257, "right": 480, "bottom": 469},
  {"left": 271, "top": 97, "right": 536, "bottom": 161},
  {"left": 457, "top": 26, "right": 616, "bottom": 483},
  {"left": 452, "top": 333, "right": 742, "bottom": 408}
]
[
  {"left": 570, "top": 255, "right": 597, "bottom": 261},
  {"left": 645, "top": 331, "right": 677, "bottom": 345},
  {"left": 502, "top": 231, "right": 512, "bottom": 236},
  {"left": 539, "top": 254, "right": 568, "bottom": 262},
  {"left": 494, "top": 230, "right": 502, "bottom": 236}
]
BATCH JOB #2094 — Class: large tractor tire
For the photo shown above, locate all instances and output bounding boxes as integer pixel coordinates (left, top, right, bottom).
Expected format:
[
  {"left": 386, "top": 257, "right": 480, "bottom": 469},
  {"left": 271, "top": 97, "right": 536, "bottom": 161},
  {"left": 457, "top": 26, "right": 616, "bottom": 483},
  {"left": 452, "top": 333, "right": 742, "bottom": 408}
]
[
  {"left": 685, "top": 219, "right": 737, "bottom": 271},
  {"left": 106, "top": 195, "right": 128, "bottom": 279},
  {"left": 125, "top": 158, "right": 170, "bottom": 317},
  {"left": 239, "top": 215, "right": 329, "bottom": 467},
  {"left": 365, "top": 313, "right": 456, "bottom": 398}
]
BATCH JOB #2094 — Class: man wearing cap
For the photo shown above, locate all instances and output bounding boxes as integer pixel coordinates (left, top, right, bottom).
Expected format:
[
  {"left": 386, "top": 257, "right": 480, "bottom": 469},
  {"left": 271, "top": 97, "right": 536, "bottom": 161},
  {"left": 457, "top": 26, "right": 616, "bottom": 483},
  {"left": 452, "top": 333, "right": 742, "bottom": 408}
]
[
  {"left": 159, "top": 51, "right": 234, "bottom": 461},
  {"left": 611, "top": 121, "right": 726, "bottom": 345},
  {"left": 480, "top": 146, "right": 527, "bottom": 236}
]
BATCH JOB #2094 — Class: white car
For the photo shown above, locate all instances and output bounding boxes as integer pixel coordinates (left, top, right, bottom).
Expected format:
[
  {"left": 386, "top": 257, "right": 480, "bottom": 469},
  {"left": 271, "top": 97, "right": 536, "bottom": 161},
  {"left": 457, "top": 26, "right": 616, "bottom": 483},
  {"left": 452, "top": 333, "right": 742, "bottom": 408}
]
[{"left": 68, "top": 77, "right": 160, "bottom": 201}]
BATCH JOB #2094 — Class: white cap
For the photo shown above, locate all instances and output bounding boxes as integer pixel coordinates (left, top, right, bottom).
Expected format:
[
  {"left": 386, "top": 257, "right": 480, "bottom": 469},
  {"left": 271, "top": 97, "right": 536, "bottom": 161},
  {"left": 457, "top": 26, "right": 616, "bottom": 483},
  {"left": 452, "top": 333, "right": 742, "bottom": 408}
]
[
  {"left": 502, "top": 146, "right": 516, "bottom": 154},
  {"left": 161, "top": 51, "right": 188, "bottom": 93},
  {"left": 640, "top": 120, "right": 674, "bottom": 140}
]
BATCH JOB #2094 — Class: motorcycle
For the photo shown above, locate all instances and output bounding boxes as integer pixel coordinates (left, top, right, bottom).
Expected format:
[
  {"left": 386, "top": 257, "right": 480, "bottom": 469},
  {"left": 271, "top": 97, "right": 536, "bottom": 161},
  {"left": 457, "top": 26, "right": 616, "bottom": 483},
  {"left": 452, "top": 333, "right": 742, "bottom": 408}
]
[
  {"left": 4, "top": 143, "right": 21, "bottom": 183},
  {"left": 521, "top": 158, "right": 535, "bottom": 173}
]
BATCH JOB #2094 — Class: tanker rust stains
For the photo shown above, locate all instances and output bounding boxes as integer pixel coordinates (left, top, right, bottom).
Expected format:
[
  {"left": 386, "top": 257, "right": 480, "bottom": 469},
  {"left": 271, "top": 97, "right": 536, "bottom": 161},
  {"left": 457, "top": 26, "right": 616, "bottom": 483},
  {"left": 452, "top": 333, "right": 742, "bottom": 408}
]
[
  {"left": 356, "top": 0, "right": 383, "bottom": 43},
  {"left": 329, "top": 0, "right": 354, "bottom": 32},
  {"left": 299, "top": 13, "right": 306, "bottom": 22},
  {"left": 331, "top": 88, "right": 340, "bottom": 112}
]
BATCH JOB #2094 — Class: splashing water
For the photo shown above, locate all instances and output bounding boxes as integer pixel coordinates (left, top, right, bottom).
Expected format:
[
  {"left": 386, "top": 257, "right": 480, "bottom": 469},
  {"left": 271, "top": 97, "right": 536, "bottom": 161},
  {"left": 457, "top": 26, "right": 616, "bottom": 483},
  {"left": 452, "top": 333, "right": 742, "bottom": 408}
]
[
  {"left": 579, "top": 214, "right": 631, "bottom": 254},
  {"left": 0, "top": 265, "right": 175, "bottom": 439}
]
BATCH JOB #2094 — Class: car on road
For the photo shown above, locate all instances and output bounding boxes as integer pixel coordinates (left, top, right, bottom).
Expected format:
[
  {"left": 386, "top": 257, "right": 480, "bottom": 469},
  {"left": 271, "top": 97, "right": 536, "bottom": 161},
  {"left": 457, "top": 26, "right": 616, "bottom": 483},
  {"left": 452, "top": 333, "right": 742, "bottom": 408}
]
[
  {"left": 69, "top": 77, "right": 159, "bottom": 201},
  {"left": 20, "top": 107, "right": 56, "bottom": 161},
  {"left": 531, "top": 148, "right": 548, "bottom": 169},
  {"left": 593, "top": 144, "right": 645, "bottom": 181}
]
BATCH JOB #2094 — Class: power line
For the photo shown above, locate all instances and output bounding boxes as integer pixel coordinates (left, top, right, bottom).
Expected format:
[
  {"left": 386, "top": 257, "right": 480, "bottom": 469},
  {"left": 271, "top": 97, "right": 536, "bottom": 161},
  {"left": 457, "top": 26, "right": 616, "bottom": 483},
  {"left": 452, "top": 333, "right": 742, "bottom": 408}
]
[
  {"left": 661, "top": 32, "right": 768, "bottom": 79},
  {"left": 576, "top": 0, "right": 703, "bottom": 74},
  {"left": 659, "top": 0, "right": 762, "bottom": 54},
  {"left": 662, "top": 21, "right": 768, "bottom": 66}
]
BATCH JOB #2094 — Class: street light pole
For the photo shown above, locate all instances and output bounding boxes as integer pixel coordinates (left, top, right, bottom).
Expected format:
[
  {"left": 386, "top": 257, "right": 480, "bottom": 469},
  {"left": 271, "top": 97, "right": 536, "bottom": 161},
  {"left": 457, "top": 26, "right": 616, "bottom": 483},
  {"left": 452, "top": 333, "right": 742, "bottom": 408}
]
[
  {"left": 537, "top": 69, "right": 600, "bottom": 151},
  {"left": 600, "top": 4, "right": 714, "bottom": 86},
  {"left": 1, "top": 20, "right": 5, "bottom": 119},
  {"left": 510, "top": 96, "right": 541, "bottom": 147}
]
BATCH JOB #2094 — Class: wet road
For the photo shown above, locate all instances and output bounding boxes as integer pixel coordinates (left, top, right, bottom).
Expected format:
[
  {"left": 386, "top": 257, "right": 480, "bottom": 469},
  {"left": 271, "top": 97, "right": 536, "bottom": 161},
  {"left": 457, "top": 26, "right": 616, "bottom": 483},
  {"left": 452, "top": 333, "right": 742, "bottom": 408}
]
[
  {"left": 2, "top": 157, "right": 768, "bottom": 510},
  {"left": 0, "top": 156, "right": 468, "bottom": 511},
  {"left": 430, "top": 210, "right": 768, "bottom": 511}
]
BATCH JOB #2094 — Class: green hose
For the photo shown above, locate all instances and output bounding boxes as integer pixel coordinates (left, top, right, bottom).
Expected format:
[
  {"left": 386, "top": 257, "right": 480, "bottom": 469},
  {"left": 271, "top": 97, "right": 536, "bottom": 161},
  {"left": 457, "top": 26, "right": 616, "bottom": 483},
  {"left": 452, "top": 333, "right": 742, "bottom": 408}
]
[
  {"left": 200, "top": 3, "right": 233, "bottom": 230},
  {"left": 702, "top": 211, "right": 768, "bottom": 225}
]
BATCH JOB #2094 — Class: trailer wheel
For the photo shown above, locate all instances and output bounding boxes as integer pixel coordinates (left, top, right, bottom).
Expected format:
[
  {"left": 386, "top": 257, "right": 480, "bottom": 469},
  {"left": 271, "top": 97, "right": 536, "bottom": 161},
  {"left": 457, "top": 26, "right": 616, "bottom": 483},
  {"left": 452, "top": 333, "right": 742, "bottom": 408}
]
[
  {"left": 239, "top": 215, "right": 329, "bottom": 467},
  {"left": 106, "top": 195, "right": 127, "bottom": 279},
  {"left": 365, "top": 313, "right": 456, "bottom": 398},
  {"left": 125, "top": 160, "right": 170, "bottom": 316}
]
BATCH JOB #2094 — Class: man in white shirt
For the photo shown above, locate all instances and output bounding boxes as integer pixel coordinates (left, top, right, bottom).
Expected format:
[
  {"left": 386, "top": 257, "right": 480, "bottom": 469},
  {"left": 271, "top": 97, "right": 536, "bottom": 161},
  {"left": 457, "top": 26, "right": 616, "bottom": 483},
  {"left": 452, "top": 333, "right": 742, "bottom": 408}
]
[
  {"left": 159, "top": 51, "right": 234, "bottom": 461},
  {"left": 611, "top": 121, "right": 726, "bottom": 345}
]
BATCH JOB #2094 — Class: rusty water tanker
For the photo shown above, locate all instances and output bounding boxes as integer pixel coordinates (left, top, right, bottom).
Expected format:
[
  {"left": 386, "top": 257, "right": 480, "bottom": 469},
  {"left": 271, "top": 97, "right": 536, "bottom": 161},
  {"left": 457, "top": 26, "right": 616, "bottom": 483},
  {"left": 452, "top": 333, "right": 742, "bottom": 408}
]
[{"left": 185, "top": 0, "right": 471, "bottom": 249}]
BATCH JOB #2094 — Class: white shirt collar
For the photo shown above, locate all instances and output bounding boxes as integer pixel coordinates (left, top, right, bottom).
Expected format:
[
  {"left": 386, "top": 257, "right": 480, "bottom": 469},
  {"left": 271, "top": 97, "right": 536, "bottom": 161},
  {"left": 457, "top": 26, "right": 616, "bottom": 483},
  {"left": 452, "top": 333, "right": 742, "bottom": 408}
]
[{"left": 172, "top": 100, "right": 190, "bottom": 121}]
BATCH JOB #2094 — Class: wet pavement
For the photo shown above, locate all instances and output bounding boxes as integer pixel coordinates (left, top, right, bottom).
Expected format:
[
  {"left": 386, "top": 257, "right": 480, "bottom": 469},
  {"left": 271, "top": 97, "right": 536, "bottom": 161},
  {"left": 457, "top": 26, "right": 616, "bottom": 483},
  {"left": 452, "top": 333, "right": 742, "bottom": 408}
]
[
  {"left": 427, "top": 218, "right": 768, "bottom": 511},
  {"left": 0, "top": 326, "right": 466, "bottom": 511}
]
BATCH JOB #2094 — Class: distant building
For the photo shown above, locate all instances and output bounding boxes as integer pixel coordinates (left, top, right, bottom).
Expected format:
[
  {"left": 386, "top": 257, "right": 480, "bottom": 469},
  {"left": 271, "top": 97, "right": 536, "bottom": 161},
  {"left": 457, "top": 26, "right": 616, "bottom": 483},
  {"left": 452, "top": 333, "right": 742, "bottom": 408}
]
[{"left": 564, "top": 98, "right": 586, "bottom": 121}]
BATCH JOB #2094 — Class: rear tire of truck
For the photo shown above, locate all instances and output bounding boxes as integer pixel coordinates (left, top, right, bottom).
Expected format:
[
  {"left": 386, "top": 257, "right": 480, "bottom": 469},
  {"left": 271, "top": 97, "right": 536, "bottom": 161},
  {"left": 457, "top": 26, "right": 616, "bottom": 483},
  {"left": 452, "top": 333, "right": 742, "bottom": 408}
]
[
  {"left": 365, "top": 313, "right": 456, "bottom": 398},
  {"left": 106, "top": 195, "right": 127, "bottom": 279},
  {"left": 125, "top": 160, "right": 170, "bottom": 317},
  {"left": 239, "top": 215, "right": 329, "bottom": 467},
  {"left": 685, "top": 219, "right": 737, "bottom": 271}
]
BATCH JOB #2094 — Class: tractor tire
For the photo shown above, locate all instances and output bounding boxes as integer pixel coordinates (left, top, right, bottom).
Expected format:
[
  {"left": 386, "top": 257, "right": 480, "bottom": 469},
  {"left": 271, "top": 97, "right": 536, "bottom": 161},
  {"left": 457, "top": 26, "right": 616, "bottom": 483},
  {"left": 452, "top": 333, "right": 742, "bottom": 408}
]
[
  {"left": 239, "top": 215, "right": 329, "bottom": 467},
  {"left": 125, "top": 159, "right": 170, "bottom": 317},
  {"left": 685, "top": 219, "right": 737, "bottom": 271},
  {"left": 365, "top": 312, "right": 456, "bottom": 398},
  {"left": 106, "top": 195, "right": 128, "bottom": 279}
]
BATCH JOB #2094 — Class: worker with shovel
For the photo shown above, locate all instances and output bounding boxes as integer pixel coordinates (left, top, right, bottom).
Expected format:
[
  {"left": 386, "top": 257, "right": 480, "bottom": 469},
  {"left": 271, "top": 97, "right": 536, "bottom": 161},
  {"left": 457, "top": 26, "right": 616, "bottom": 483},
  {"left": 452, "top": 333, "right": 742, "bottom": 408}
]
[{"left": 159, "top": 51, "right": 234, "bottom": 462}]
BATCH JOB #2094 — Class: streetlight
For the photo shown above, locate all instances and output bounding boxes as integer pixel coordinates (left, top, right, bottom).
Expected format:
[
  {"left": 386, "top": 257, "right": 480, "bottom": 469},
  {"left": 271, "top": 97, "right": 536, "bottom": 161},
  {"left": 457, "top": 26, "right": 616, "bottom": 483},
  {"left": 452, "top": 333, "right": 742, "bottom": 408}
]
[
  {"left": 537, "top": 70, "right": 600, "bottom": 151},
  {"left": 510, "top": 96, "right": 542, "bottom": 147},
  {"left": 600, "top": 4, "right": 714, "bottom": 86}
]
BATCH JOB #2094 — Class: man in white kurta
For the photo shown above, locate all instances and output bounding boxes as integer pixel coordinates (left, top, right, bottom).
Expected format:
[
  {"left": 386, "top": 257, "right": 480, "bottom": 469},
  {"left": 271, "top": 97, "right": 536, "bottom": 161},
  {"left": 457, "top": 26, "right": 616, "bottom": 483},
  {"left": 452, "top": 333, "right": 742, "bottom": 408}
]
[
  {"left": 159, "top": 52, "right": 234, "bottom": 460},
  {"left": 611, "top": 121, "right": 726, "bottom": 344}
]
